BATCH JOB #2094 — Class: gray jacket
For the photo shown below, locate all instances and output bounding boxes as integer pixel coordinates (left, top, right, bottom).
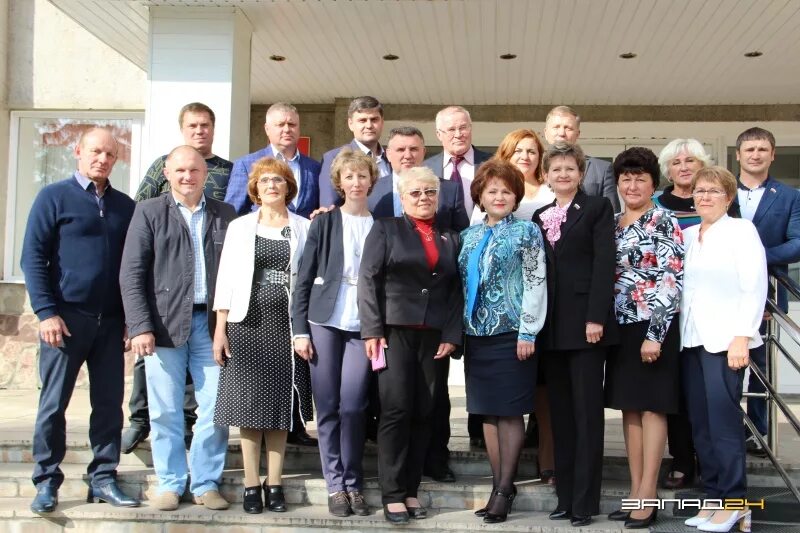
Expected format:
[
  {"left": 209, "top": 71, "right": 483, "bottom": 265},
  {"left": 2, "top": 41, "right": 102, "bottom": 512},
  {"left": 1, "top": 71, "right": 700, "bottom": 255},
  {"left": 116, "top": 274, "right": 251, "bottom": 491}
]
[{"left": 120, "top": 193, "right": 236, "bottom": 347}]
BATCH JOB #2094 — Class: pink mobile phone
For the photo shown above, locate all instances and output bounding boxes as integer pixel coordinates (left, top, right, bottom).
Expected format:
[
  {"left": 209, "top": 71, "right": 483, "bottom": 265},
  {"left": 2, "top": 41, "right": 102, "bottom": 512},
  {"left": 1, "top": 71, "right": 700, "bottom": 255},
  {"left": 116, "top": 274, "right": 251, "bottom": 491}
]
[{"left": 372, "top": 344, "right": 387, "bottom": 371}]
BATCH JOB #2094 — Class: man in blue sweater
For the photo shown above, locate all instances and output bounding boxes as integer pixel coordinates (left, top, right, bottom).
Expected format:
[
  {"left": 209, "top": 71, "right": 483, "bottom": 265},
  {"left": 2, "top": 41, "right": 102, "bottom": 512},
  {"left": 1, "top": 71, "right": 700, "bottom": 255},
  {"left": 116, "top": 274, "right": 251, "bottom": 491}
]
[{"left": 21, "top": 128, "right": 139, "bottom": 513}]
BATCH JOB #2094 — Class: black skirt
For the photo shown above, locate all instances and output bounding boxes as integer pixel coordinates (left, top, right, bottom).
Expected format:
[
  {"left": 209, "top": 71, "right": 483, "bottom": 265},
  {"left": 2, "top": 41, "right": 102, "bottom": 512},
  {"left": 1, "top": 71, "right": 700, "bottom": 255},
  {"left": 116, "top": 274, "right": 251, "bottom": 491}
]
[
  {"left": 465, "top": 332, "right": 537, "bottom": 417},
  {"left": 605, "top": 320, "right": 680, "bottom": 414}
]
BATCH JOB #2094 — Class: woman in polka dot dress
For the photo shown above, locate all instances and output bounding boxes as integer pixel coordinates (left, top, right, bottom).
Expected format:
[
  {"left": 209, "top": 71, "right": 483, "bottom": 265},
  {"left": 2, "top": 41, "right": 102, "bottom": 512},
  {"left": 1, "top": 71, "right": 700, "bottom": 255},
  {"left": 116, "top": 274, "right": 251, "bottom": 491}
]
[{"left": 212, "top": 157, "right": 311, "bottom": 514}]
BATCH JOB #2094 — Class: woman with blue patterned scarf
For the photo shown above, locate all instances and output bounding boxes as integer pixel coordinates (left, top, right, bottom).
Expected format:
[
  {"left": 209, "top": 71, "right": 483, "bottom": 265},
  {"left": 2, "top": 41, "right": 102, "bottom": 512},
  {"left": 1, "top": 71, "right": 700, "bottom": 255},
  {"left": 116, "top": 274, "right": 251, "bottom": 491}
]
[{"left": 458, "top": 159, "right": 547, "bottom": 524}]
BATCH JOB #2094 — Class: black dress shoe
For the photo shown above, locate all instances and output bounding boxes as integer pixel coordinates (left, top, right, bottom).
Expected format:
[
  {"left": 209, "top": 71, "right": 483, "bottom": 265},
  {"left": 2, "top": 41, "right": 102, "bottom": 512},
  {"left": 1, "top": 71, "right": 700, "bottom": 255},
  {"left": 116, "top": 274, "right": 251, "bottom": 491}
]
[
  {"left": 608, "top": 509, "right": 630, "bottom": 521},
  {"left": 625, "top": 508, "right": 657, "bottom": 529},
  {"left": 570, "top": 514, "right": 592, "bottom": 527},
  {"left": 425, "top": 467, "right": 456, "bottom": 482},
  {"left": 120, "top": 426, "right": 148, "bottom": 454},
  {"left": 264, "top": 483, "right": 287, "bottom": 512},
  {"left": 287, "top": 429, "right": 318, "bottom": 447},
  {"left": 86, "top": 482, "right": 140, "bottom": 507},
  {"left": 383, "top": 505, "right": 410, "bottom": 524},
  {"left": 407, "top": 506, "right": 428, "bottom": 519},
  {"left": 661, "top": 470, "right": 692, "bottom": 490},
  {"left": 242, "top": 485, "right": 263, "bottom": 514},
  {"left": 30, "top": 486, "right": 58, "bottom": 513},
  {"left": 549, "top": 509, "right": 571, "bottom": 520}
]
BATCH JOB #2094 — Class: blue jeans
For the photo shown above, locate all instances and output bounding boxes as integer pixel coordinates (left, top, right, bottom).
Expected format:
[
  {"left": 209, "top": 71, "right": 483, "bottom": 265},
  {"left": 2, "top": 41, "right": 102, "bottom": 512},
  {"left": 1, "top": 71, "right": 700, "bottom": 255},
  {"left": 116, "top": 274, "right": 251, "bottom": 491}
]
[{"left": 144, "top": 311, "right": 228, "bottom": 496}]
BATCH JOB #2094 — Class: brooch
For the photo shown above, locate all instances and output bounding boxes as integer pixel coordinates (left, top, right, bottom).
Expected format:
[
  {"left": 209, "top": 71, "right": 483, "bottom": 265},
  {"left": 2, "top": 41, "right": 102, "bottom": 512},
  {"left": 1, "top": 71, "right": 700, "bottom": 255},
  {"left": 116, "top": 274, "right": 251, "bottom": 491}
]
[{"left": 281, "top": 226, "right": 292, "bottom": 239}]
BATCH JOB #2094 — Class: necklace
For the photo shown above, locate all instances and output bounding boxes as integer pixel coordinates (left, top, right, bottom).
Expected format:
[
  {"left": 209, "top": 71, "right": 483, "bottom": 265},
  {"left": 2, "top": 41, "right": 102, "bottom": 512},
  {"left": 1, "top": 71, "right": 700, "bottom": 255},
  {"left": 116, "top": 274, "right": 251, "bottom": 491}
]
[{"left": 415, "top": 225, "right": 435, "bottom": 242}]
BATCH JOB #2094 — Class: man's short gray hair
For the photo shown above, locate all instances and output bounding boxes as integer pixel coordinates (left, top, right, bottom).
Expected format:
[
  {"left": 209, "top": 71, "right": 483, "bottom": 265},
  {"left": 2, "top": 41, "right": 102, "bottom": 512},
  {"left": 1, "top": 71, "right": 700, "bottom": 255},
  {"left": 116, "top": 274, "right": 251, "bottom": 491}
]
[
  {"left": 545, "top": 105, "right": 581, "bottom": 126},
  {"left": 265, "top": 102, "right": 298, "bottom": 121},
  {"left": 435, "top": 106, "right": 472, "bottom": 129}
]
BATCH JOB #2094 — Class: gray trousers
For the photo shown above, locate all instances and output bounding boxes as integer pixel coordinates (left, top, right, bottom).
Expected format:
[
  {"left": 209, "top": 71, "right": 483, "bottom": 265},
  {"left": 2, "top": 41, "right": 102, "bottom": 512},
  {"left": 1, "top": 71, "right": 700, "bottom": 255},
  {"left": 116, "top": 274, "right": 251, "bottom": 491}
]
[{"left": 308, "top": 324, "right": 371, "bottom": 492}]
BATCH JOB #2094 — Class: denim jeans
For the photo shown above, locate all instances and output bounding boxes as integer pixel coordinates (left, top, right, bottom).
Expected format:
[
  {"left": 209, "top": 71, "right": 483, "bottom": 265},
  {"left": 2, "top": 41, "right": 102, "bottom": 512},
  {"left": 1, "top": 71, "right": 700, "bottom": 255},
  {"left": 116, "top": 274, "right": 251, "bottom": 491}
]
[{"left": 144, "top": 310, "right": 228, "bottom": 496}]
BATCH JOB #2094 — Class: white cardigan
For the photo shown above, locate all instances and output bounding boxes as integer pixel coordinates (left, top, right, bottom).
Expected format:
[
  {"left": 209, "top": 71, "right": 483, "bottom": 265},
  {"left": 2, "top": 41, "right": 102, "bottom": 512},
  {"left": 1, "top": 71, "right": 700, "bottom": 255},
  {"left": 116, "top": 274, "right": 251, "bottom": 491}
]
[
  {"left": 213, "top": 211, "right": 310, "bottom": 323},
  {"left": 680, "top": 215, "right": 768, "bottom": 353}
]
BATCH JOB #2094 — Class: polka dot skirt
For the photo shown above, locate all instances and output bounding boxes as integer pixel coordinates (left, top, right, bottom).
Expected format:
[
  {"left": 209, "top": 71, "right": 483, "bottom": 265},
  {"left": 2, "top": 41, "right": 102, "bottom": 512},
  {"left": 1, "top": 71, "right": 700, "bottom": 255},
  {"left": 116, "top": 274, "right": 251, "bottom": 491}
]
[{"left": 214, "top": 234, "right": 313, "bottom": 430}]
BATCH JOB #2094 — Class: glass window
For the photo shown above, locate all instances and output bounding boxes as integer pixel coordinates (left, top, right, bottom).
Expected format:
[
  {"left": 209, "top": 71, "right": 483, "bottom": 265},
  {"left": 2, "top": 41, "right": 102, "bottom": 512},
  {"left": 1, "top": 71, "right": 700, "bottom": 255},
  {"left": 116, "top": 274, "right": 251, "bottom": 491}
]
[{"left": 5, "top": 112, "right": 143, "bottom": 281}]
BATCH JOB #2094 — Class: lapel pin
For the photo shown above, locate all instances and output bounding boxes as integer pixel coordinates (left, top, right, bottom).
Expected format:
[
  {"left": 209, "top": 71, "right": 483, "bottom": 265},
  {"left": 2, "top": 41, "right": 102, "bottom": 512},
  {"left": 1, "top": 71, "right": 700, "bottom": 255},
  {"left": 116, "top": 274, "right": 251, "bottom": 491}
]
[
  {"left": 441, "top": 235, "right": 448, "bottom": 241},
  {"left": 770, "top": 187, "right": 777, "bottom": 193},
  {"left": 574, "top": 203, "right": 581, "bottom": 210}
]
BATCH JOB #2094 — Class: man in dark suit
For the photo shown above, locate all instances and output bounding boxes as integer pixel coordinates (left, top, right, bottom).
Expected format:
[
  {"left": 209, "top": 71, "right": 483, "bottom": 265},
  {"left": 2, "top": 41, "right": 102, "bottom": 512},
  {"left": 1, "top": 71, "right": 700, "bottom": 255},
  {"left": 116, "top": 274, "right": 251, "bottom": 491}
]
[
  {"left": 543, "top": 105, "right": 620, "bottom": 212},
  {"left": 371, "top": 126, "right": 469, "bottom": 232},
  {"left": 424, "top": 105, "right": 492, "bottom": 216},
  {"left": 225, "top": 102, "right": 322, "bottom": 218},
  {"left": 120, "top": 145, "right": 236, "bottom": 511},
  {"left": 22, "top": 128, "right": 139, "bottom": 513},
  {"left": 319, "top": 96, "right": 391, "bottom": 206},
  {"left": 733, "top": 127, "right": 800, "bottom": 456}
]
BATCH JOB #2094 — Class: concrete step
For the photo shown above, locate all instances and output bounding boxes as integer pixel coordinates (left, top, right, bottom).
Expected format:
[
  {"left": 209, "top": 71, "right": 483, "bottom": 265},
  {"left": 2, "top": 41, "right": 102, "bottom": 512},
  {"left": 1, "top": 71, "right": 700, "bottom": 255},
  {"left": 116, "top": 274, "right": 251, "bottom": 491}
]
[{"left": 0, "top": 462, "right": 674, "bottom": 517}]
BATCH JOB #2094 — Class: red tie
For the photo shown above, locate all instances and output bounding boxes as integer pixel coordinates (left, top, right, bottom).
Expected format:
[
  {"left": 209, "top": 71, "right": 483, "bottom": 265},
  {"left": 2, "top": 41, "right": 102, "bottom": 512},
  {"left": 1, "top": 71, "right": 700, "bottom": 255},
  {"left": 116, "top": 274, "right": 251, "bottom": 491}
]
[{"left": 450, "top": 155, "right": 464, "bottom": 184}]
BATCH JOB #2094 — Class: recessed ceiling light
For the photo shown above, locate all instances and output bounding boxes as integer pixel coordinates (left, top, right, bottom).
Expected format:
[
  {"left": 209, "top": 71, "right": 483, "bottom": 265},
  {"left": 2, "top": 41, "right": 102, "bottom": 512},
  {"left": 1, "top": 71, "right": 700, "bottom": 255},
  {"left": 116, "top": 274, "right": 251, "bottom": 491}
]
[
  {"left": 499, "top": 53, "right": 517, "bottom": 60},
  {"left": 619, "top": 52, "right": 637, "bottom": 59},
  {"left": 382, "top": 54, "right": 399, "bottom": 61},
  {"left": 269, "top": 54, "right": 286, "bottom": 62},
  {"left": 744, "top": 51, "right": 763, "bottom": 58}
]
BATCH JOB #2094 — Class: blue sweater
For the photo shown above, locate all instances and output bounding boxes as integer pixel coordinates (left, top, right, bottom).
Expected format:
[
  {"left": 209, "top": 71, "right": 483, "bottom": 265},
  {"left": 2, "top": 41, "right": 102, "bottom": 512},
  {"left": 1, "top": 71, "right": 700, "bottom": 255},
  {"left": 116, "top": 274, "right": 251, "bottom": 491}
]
[{"left": 21, "top": 175, "right": 135, "bottom": 320}]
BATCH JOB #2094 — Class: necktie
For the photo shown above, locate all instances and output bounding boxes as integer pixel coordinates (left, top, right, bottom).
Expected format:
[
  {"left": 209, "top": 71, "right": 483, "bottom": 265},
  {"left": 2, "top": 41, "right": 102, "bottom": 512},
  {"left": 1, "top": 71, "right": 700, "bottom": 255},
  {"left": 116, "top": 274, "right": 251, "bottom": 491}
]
[{"left": 450, "top": 156, "right": 464, "bottom": 184}]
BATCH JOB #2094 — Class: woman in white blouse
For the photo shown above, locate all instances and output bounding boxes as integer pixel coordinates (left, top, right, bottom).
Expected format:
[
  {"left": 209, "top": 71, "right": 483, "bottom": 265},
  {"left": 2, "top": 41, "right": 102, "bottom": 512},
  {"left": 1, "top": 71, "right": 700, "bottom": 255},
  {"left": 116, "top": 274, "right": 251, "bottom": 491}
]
[
  {"left": 291, "top": 149, "right": 377, "bottom": 518},
  {"left": 680, "top": 166, "right": 766, "bottom": 533}
]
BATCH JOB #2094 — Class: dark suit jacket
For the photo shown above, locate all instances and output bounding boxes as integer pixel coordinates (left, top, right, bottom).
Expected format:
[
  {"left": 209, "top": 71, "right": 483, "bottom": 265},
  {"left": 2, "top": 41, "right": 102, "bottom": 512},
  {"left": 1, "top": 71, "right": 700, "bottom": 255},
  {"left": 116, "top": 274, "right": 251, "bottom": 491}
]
[
  {"left": 120, "top": 194, "right": 236, "bottom": 347},
  {"left": 358, "top": 216, "right": 463, "bottom": 345},
  {"left": 225, "top": 145, "right": 321, "bottom": 217},
  {"left": 291, "top": 208, "right": 349, "bottom": 335},
  {"left": 533, "top": 191, "right": 619, "bottom": 351},
  {"left": 423, "top": 146, "right": 492, "bottom": 180},
  {"left": 368, "top": 174, "right": 470, "bottom": 232},
  {"left": 318, "top": 140, "right": 391, "bottom": 207},
  {"left": 583, "top": 156, "right": 620, "bottom": 212},
  {"left": 733, "top": 176, "right": 800, "bottom": 310}
]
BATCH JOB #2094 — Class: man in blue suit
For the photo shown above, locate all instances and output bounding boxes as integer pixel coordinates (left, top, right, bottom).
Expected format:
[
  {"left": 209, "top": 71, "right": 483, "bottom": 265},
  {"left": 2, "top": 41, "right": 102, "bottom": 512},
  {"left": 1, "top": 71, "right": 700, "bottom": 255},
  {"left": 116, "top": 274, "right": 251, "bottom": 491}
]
[
  {"left": 225, "top": 102, "right": 321, "bottom": 218},
  {"left": 371, "top": 126, "right": 469, "bottom": 231},
  {"left": 734, "top": 127, "right": 800, "bottom": 456},
  {"left": 319, "top": 96, "right": 391, "bottom": 207},
  {"left": 543, "top": 106, "right": 620, "bottom": 212},
  {"left": 424, "top": 106, "right": 492, "bottom": 217}
]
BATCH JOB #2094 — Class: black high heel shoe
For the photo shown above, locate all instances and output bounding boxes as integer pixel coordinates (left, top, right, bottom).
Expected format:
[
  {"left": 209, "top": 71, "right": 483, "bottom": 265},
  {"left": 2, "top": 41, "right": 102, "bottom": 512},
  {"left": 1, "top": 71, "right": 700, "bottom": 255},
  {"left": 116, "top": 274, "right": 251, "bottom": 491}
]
[
  {"left": 625, "top": 507, "right": 657, "bottom": 529},
  {"left": 483, "top": 487, "right": 516, "bottom": 524},
  {"left": 475, "top": 484, "right": 516, "bottom": 517}
]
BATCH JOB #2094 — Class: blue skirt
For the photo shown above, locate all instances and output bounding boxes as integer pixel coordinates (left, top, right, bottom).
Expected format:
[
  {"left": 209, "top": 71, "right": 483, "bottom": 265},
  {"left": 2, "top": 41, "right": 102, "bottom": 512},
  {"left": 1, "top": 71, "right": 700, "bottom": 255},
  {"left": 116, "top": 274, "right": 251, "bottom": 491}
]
[{"left": 465, "top": 332, "right": 537, "bottom": 417}]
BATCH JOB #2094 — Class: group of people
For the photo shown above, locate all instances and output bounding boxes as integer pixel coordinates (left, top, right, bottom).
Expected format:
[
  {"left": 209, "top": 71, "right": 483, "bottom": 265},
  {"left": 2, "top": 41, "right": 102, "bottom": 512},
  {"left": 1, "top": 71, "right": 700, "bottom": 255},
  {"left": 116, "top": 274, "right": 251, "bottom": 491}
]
[{"left": 21, "top": 96, "right": 799, "bottom": 533}]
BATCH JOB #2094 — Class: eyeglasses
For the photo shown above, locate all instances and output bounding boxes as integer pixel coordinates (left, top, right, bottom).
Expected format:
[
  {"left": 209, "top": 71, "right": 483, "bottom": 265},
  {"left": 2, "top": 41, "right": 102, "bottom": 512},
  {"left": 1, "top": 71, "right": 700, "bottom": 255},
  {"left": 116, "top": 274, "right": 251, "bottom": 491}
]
[
  {"left": 691, "top": 188, "right": 726, "bottom": 198},
  {"left": 436, "top": 125, "right": 471, "bottom": 138},
  {"left": 258, "top": 176, "right": 286, "bottom": 185},
  {"left": 406, "top": 188, "right": 439, "bottom": 199}
]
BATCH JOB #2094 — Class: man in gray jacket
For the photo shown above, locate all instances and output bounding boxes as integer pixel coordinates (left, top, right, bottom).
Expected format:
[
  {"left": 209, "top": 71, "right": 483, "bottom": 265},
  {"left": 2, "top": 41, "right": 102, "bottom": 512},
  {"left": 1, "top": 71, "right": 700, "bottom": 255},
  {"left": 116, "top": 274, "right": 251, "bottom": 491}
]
[{"left": 120, "top": 145, "right": 236, "bottom": 511}]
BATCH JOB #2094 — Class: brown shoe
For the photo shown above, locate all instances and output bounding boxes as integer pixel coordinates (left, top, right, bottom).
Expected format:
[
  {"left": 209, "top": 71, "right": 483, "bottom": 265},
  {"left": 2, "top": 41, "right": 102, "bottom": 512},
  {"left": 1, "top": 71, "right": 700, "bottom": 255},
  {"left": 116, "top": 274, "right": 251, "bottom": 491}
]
[
  {"left": 153, "top": 491, "right": 180, "bottom": 511},
  {"left": 193, "top": 490, "right": 229, "bottom": 510}
]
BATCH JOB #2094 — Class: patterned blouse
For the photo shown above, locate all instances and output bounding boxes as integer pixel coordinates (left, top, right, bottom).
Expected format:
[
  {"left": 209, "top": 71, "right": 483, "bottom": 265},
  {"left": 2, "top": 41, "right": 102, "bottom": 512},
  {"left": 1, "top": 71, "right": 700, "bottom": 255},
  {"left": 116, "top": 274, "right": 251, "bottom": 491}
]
[
  {"left": 459, "top": 214, "right": 547, "bottom": 341},
  {"left": 614, "top": 207, "right": 684, "bottom": 343}
]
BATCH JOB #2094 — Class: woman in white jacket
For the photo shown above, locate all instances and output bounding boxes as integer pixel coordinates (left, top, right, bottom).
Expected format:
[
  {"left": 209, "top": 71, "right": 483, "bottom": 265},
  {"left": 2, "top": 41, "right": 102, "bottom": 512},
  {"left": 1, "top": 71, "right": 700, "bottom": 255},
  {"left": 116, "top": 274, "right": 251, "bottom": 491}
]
[
  {"left": 680, "top": 166, "right": 766, "bottom": 533},
  {"left": 211, "top": 157, "right": 311, "bottom": 514}
]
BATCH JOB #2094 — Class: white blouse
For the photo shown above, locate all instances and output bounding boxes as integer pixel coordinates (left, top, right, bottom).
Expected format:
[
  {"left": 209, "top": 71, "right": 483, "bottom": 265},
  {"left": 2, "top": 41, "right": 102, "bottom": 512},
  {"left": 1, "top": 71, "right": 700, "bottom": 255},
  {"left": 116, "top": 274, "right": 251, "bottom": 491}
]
[
  {"left": 470, "top": 184, "right": 556, "bottom": 225},
  {"left": 314, "top": 211, "right": 374, "bottom": 331}
]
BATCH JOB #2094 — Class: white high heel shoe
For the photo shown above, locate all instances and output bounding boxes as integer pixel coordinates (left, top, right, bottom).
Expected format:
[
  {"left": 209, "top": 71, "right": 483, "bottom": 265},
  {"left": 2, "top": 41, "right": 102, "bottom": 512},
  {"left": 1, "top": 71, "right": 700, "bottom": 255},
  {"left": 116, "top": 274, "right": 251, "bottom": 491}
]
[
  {"left": 697, "top": 510, "right": 751, "bottom": 532},
  {"left": 685, "top": 511, "right": 715, "bottom": 527}
]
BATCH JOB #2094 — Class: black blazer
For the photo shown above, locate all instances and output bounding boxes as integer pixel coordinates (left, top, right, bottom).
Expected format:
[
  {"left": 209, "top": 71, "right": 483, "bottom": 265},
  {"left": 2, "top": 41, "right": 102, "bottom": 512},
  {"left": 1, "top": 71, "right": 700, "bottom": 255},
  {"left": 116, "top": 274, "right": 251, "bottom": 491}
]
[
  {"left": 368, "top": 175, "right": 470, "bottom": 232},
  {"left": 533, "top": 190, "right": 619, "bottom": 351},
  {"left": 358, "top": 216, "right": 463, "bottom": 345},
  {"left": 120, "top": 194, "right": 236, "bottom": 347},
  {"left": 291, "top": 208, "right": 350, "bottom": 336}
]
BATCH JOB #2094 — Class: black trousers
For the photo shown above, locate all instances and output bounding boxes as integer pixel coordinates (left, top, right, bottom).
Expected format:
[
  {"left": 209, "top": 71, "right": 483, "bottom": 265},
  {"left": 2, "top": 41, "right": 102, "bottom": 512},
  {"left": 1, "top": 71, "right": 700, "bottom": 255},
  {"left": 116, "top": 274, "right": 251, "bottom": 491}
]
[
  {"left": 424, "top": 356, "right": 452, "bottom": 473},
  {"left": 127, "top": 356, "right": 197, "bottom": 431},
  {"left": 377, "top": 327, "right": 440, "bottom": 504},
  {"left": 32, "top": 309, "right": 125, "bottom": 489},
  {"left": 543, "top": 347, "right": 606, "bottom": 517},
  {"left": 666, "top": 349, "right": 697, "bottom": 477}
]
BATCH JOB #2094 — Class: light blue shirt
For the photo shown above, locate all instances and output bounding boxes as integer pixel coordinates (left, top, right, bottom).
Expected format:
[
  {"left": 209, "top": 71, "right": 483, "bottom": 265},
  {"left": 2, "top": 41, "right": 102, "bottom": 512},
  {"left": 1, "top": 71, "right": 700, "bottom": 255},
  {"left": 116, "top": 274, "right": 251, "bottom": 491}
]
[
  {"left": 355, "top": 139, "right": 391, "bottom": 178},
  {"left": 74, "top": 172, "right": 107, "bottom": 208},
  {"left": 391, "top": 172, "right": 403, "bottom": 217},
  {"left": 174, "top": 194, "right": 207, "bottom": 304},
  {"left": 737, "top": 182, "right": 766, "bottom": 222},
  {"left": 271, "top": 145, "right": 302, "bottom": 208}
]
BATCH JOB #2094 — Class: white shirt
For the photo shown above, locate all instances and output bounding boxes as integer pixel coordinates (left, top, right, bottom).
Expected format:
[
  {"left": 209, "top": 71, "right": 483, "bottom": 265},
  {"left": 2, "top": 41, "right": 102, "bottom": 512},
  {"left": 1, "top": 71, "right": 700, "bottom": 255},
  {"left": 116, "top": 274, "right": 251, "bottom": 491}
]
[
  {"left": 315, "top": 212, "right": 374, "bottom": 331},
  {"left": 354, "top": 139, "right": 391, "bottom": 178},
  {"left": 271, "top": 145, "right": 302, "bottom": 208},
  {"left": 737, "top": 183, "right": 766, "bottom": 222},
  {"left": 442, "top": 147, "right": 476, "bottom": 213}
]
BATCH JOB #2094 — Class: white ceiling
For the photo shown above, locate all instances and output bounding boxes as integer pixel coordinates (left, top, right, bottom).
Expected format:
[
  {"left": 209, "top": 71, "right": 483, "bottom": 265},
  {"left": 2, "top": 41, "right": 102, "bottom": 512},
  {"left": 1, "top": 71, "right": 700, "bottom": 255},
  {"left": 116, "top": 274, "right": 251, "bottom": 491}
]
[{"left": 51, "top": 0, "right": 800, "bottom": 105}]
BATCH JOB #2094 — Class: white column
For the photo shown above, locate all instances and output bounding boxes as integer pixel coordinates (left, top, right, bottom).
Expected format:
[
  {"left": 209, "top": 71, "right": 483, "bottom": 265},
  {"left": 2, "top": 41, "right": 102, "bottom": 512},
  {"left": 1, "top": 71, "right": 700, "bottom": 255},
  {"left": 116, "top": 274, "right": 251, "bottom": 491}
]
[{"left": 144, "top": 6, "right": 251, "bottom": 166}]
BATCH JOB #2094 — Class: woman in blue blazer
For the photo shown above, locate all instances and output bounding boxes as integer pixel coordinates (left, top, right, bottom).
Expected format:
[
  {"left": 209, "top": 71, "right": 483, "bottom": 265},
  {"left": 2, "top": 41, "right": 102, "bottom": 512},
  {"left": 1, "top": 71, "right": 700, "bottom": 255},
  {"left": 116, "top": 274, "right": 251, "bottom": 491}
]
[{"left": 292, "top": 149, "right": 378, "bottom": 518}]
